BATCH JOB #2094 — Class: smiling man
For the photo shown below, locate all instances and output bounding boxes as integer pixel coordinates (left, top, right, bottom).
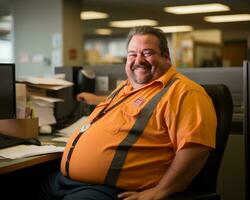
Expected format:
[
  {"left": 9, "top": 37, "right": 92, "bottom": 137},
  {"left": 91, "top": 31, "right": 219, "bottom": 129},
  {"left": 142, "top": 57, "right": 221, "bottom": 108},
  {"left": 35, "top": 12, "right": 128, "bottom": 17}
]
[
  {"left": 126, "top": 30, "right": 171, "bottom": 88},
  {"left": 38, "top": 26, "right": 217, "bottom": 200}
]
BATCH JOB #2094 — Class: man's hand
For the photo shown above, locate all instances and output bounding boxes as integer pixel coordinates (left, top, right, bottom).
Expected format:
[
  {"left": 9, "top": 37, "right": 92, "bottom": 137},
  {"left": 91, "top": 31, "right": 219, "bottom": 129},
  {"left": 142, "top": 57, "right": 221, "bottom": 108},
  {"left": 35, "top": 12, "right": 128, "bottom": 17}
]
[{"left": 118, "top": 187, "right": 166, "bottom": 200}]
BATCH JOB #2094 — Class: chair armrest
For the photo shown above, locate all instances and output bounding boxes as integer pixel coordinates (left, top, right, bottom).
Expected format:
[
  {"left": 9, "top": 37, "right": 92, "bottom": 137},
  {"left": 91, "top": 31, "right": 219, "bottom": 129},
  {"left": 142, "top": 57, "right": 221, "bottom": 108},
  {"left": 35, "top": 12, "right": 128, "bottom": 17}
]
[{"left": 164, "top": 192, "right": 220, "bottom": 200}]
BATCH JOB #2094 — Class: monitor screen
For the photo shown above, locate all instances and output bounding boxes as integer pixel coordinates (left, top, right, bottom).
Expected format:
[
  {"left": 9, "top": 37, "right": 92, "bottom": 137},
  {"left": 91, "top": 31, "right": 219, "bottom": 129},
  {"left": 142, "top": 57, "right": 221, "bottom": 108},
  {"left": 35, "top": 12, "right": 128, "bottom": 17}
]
[{"left": 0, "top": 63, "right": 16, "bottom": 119}]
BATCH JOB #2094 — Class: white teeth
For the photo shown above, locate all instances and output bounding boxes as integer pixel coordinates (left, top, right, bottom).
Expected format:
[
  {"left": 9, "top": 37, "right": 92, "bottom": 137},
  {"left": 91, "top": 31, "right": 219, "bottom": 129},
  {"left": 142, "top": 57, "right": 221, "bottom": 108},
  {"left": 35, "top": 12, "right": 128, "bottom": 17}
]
[
  {"left": 133, "top": 65, "right": 148, "bottom": 70},
  {"left": 134, "top": 68, "right": 149, "bottom": 74}
]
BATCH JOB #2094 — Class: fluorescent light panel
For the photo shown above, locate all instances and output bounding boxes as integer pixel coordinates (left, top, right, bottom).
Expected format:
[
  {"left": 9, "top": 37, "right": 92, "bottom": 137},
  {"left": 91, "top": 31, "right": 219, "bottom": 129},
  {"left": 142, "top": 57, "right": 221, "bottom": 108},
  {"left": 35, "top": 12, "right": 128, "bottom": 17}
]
[
  {"left": 110, "top": 19, "right": 158, "bottom": 28},
  {"left": 205, "top": 14, "right": 250, "bottom": 23},
  {"left": 157, "top": 25, "right": 193, "bottom": 33},
  {"left": 80, "top": 11, "right": 108, "bottom": 20},
  {"left": 95, "top": 28, "right": 112, "bottom": 35},
  {"left": 164, "top": 3, "right": 230, "bottom": 14}
]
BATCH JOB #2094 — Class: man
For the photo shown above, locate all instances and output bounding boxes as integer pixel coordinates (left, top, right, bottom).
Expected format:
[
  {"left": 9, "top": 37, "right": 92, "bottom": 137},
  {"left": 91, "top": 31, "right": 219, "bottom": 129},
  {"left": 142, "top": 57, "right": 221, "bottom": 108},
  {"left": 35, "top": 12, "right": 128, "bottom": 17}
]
[{"left": 38, "top": 26, "right": 217, "bottom": 200}]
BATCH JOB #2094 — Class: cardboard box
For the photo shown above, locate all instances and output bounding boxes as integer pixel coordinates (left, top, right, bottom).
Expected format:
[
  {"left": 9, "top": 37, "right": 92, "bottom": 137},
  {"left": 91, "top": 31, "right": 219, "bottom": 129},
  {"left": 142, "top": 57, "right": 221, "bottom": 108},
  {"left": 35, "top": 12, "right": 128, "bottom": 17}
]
[{"left": 0, "top": 118, "right": 39, "bottom": 139}]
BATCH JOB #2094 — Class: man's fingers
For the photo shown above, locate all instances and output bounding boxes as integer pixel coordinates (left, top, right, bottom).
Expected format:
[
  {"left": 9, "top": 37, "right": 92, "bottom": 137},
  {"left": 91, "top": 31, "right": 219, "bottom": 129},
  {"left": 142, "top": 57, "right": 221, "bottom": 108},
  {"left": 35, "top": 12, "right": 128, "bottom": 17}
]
[{"left": 118, "top": 191, "right": 137, "bottom": 198}]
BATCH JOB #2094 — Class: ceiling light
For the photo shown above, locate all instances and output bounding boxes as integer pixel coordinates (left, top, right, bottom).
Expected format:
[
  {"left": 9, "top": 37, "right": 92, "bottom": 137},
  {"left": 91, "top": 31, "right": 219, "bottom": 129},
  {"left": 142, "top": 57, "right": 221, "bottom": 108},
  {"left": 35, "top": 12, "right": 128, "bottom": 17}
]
[
  {"left": 157, "top": 25, "right": 193, "bottom": 33},
  {"left": 80, "top": 11, "right": 108, "bottom": 20},
  {"left": 110, "top": 19, "right": 158, "bottom": 28},
  {"left": 95, "top": 28, "right": 112, "bottom": 35},
  {"left": 164, "top": 3, "right": 230, "bottom": 14},
  {"left": 205, "top": 14, "right": 250, "bottom": 23}
]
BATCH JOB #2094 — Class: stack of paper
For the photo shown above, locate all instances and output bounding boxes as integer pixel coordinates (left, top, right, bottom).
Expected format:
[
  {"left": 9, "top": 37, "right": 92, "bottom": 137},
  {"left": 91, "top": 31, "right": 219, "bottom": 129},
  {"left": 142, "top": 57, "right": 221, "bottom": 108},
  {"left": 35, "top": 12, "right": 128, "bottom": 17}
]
[
  {"left": 30, "top": 95, "right": 63, "bottom": 126},
  {"left": 57, "top": 115, "right": 88, "bottom": 137},
  {"left": 51, "top": 115, "right": 88, "bottom": 143},
  {"left": 0, "top": 145, "right": 64, "bottom": 159},
  {"left": 16, "top": 76, "right": 73, "bottom": 127},
  {"left": 17, "top": 76, "right": 73, "bottom": 91}
]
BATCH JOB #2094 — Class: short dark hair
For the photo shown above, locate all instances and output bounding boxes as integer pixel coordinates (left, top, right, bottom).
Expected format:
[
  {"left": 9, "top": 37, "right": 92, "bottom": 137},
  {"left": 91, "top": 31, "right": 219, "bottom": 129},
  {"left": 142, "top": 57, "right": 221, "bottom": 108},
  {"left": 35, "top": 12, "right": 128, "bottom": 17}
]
[{"left": 126, "top": 26, "right": 170, "bottom": 57}]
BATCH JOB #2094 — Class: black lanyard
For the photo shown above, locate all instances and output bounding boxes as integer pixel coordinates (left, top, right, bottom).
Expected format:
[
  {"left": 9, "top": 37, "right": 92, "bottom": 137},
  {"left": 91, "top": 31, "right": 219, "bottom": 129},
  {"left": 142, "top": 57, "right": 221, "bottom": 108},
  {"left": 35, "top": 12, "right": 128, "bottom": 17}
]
[
  {"left": 91, "top": 84, "right": 134, "bottom": 124},
  {"left": 65, "top": 83, "right": 135, "bottom": 177}
]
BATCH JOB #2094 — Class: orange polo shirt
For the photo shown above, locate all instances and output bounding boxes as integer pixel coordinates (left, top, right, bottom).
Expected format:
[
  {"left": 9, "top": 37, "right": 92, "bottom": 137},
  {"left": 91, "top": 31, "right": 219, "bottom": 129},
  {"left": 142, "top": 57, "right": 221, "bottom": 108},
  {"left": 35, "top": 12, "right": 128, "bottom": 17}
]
[{"left": 60, "top": 67, "right": 217, "bottom": 190}]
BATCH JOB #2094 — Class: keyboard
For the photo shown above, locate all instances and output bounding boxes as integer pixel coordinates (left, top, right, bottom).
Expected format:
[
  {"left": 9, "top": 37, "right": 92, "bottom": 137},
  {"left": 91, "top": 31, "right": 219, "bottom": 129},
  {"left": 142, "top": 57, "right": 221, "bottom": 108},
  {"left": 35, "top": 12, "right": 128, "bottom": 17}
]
[{"left": 0, "top": 133, "right": 25, "bottom": 149}]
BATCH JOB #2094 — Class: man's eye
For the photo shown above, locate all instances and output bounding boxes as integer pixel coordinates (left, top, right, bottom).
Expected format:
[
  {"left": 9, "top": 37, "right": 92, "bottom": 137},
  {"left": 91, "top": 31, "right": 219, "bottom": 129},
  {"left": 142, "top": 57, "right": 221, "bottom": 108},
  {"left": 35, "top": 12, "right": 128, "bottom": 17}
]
[
  {"left": 128, "top": 53, "right": 136, "bottom": 57},
  {"left": 143, "top": 51, "right": 154, "bottom": 57}
]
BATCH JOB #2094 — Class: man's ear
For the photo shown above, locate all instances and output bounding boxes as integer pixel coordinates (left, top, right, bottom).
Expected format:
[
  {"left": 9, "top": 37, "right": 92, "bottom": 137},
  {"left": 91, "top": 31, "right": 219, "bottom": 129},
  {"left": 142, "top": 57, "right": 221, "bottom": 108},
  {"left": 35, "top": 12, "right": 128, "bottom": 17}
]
[{"left": 165, "top": 54, "right": 171, "bottom": 65}]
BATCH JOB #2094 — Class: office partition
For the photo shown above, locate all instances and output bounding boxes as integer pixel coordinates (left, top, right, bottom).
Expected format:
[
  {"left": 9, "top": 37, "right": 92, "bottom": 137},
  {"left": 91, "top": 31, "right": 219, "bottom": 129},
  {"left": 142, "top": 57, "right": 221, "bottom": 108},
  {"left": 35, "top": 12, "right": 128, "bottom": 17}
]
[{"left": 243, "top": 60, "right": 250, "bottom": 200}]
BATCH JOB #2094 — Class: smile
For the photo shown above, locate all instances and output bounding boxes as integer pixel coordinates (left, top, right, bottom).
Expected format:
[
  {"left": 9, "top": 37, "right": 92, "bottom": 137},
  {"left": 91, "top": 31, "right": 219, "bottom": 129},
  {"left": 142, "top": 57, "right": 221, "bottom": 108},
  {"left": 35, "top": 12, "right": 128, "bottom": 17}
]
[{"left": 132, "top": 64, "right": 151, "bottom": 71}]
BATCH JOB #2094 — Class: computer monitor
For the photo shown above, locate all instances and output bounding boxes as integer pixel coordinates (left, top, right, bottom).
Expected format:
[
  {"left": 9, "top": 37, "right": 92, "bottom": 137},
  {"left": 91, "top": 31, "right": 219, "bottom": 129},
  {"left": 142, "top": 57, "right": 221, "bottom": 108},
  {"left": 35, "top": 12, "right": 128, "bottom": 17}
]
[
  {"left": 243, "top": 60, "right": 250, "bottom": 200},
  {"left": 0, "top": 63, "right": 16, "bottom": 119}
]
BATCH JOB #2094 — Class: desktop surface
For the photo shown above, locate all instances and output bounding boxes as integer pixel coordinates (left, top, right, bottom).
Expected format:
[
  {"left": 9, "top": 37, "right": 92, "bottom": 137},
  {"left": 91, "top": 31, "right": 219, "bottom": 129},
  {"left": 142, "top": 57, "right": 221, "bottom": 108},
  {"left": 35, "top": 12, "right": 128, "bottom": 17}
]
[
  {"left": 0, "top": 152, "right": 62, "bottom": 175},
  {"left": 0, "top": 136, "right": 62, "bottom": 199},
  {"left": 0, "top": 135, "right": 63, "bottom": 175}
]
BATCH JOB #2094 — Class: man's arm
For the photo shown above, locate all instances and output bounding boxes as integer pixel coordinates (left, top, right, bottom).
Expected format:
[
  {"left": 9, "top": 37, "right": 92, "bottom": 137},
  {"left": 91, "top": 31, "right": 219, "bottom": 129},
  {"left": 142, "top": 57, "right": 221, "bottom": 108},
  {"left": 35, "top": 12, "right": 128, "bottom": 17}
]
[
  {"left": 118, "top": 144, "right": 211, "bottom": 200},
  {"left": 76, "top": 92, "right": 107, "bottom": 105}
]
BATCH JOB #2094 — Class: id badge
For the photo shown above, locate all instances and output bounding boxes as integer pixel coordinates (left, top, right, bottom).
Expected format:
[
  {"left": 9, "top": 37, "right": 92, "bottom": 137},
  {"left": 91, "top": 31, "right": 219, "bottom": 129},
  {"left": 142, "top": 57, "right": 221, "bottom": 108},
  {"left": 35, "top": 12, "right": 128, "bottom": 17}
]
[{"left": 80, "top": 123, "right": 91, "bottom": 133}]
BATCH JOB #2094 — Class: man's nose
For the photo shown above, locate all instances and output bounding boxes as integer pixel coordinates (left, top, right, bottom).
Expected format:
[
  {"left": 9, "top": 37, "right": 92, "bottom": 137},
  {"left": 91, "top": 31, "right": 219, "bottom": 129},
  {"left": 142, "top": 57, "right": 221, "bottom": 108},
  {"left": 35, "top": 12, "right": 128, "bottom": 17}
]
[{"left": 135, "top": 53, "right": 146, "bottom": 64}]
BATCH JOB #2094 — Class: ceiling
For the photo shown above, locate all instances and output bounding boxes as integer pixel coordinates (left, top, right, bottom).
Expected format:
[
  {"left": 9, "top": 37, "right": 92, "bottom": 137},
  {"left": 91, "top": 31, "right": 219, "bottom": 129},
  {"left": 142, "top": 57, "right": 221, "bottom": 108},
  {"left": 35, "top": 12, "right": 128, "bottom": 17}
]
[
  {"left": 82, "top": 0, "right": 250, "bottom": 38},
  {"left": 0, "top": 0, "right": 250, "bottom": 38}
]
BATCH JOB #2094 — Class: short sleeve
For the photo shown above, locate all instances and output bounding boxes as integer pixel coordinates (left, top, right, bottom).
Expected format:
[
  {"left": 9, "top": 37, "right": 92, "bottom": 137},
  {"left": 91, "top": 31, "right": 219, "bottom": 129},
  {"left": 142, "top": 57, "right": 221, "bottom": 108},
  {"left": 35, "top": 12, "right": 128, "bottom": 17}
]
[{"left": 167, "top": 89, "right": 217, "bottom": 152}]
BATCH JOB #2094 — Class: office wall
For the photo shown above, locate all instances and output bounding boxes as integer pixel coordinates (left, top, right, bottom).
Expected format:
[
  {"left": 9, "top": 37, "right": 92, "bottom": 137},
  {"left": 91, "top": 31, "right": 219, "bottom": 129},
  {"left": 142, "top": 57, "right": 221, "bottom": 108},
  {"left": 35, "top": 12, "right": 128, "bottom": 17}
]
[
  {"left": 13, "top": 0, "right": 62, "bottom": 77},
  {"left": 12, "top": 0, "right": 83, "bottom": 77}
]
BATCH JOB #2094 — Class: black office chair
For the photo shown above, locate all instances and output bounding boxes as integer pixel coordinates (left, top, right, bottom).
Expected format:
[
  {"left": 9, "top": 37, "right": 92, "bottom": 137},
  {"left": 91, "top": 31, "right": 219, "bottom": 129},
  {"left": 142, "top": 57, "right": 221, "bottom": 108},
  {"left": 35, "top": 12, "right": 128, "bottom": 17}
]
[{"left": 166, "top": 84, "right": 233, "bottom": 200}]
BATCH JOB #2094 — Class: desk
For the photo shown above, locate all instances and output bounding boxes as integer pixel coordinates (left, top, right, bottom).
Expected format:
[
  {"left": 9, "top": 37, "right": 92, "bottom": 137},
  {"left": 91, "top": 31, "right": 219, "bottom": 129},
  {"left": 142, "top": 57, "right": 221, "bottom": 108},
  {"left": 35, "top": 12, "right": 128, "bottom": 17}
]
[
  {"left": 0, "top": 135, "right": 64, "bottom": 198},
  {"left": 0, "top": 135, "right": 64, "bottom": 174},
  {"left": 0, "top": 152, "right": 62, "bottom": 175}
]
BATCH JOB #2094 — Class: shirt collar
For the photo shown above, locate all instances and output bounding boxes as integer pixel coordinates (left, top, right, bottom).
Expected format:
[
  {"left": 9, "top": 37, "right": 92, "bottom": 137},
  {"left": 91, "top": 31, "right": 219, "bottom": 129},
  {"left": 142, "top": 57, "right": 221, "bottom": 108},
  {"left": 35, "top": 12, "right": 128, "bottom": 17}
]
[{"left": 155, "top": 66, "right": 178, "bottom": 88}]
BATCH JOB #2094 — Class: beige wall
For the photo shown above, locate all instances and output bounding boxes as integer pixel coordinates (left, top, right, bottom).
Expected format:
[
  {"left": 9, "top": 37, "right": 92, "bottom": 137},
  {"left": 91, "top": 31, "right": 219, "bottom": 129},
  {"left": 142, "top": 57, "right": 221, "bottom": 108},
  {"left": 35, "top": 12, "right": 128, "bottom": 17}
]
[{"left": 13, "top": 0, "right": 83, "bottom": 77}]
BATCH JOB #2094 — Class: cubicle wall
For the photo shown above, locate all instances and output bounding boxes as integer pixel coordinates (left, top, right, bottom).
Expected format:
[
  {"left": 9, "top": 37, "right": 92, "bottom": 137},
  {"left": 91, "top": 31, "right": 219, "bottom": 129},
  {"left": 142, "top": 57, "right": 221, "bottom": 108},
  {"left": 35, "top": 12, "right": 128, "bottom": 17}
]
[
  {"left": 177, "top": 67, "right": 243, "bottom": 112},
  {"left": 177, "top": 67, "right": 243, "bottom": 133},
  {"left": 243, "top": 60, "right": 250, "bottom": 200},
  {"left": 84, "top": 65, "right": 243, "bottom": 111},
  {"left": 84, "top": 64, "right": 243, "bottom": 124}
]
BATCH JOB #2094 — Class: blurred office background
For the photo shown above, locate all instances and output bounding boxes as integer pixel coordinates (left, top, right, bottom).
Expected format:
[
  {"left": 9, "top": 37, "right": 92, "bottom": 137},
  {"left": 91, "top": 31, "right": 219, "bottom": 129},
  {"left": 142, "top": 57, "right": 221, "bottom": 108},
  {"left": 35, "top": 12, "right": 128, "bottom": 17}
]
[
  {"left": 0, "top": 0, "right": 249, "bottom": 200},
  {"left": 0, "top": 0, "right": 250, "bottom": 76}
]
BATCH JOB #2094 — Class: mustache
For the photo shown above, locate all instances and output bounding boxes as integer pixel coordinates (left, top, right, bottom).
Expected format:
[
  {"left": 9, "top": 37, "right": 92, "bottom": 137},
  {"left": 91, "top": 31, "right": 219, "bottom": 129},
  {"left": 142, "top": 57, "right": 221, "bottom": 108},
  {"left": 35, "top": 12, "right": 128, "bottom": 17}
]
[{"left": 132, "top": 63, "right": 151, "bottom": 70}]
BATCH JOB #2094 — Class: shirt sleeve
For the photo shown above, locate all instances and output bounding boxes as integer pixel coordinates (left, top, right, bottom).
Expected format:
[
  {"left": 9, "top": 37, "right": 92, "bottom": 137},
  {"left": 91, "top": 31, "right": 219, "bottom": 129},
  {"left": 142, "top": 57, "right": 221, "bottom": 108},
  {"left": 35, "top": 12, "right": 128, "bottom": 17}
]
[{"left": 167, "top": 89, "right": 217, "bottom": 152}]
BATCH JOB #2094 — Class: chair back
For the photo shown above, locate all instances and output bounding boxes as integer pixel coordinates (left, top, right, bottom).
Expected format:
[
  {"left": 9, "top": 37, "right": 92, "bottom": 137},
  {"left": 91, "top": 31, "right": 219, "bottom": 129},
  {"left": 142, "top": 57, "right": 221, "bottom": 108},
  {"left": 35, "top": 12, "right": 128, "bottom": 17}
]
[{"left": 184, "top": 84, "right": 233, "bottom": 193}]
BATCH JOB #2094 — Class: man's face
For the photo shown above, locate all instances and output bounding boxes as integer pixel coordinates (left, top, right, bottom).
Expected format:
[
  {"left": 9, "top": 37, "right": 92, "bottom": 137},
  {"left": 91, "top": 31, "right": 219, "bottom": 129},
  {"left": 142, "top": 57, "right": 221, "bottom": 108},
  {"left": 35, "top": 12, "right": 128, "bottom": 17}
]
[{"left": 125, "top": 34, "right": 171, "bottom": 89}]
